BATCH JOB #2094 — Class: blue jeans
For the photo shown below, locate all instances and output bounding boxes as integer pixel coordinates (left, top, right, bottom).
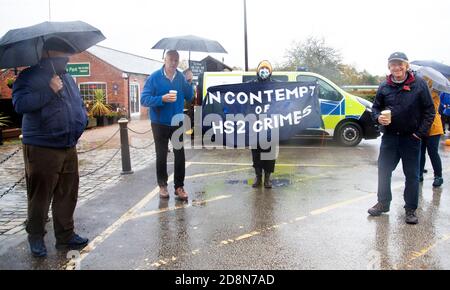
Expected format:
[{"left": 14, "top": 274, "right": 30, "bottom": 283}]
[
  {"left": 420, "top": 135, "right": 442, "bottom": 177},
  {"left": 377, "top": 134, "right": 421, "bottom": 210}
]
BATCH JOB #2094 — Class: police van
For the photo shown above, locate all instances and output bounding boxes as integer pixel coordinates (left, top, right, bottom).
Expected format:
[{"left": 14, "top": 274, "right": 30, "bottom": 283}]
[{"left": 196, "top": 71, "right": 379, "bottom": 146}]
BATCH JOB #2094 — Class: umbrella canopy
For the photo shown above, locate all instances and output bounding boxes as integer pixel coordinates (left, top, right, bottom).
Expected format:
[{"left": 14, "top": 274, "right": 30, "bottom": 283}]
[
  {"left": 410, "top": 64, "right": 450, "bottom": 94},
  {"left": 152, "top": 35, "right": 227, "bottom": 54},
  {"left": 0, "top": 21, "right": 106, "bottom": 69},
  {"left": 410, "top": 60, "right": 450, "bottom": 78}
]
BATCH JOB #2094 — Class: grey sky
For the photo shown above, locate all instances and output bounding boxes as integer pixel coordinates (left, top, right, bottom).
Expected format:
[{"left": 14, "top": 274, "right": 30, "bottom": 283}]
[{"left": 1, "top": 0, "right": 449, "bottom": 76}]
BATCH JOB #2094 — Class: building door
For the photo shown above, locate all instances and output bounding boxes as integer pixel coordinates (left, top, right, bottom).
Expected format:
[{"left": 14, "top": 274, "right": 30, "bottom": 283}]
[{"left": 129, "top": 83, "right": 140, "bottom": 115}]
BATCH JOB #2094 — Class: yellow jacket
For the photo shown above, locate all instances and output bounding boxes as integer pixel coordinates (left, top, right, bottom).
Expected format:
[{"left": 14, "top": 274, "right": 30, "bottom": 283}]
[{"left": 428, "top": 90, "right": 444, "bottom": 136}]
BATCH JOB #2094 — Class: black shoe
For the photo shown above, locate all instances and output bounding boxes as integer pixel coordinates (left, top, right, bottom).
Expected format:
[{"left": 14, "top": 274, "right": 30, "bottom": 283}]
[
  {"left": 433, "top": 176, "right": 443, "bottom": 187},
  {"left": 252, "top": 175, "right": 262, "bottom": 188},
  {"left": 264, "top": 173, "right": 272, "bottom": 189},
  {"left": 405, "top": 208, "right": 418, "bottom": 224},
  {"left": 28, "top": 236, "right": 47, "bottom": 257},
  {"left": 368, "top": 202, "right": 390, "bottom": 216},
  {"left": 55, "top": 234, "right": 89, "bottom": 250}
]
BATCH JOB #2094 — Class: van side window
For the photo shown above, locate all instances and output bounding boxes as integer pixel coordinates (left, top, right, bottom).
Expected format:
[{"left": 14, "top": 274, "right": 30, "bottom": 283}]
[
  {"left": 296, "top": 75, "right": 342, "bottom": 101},
  {"left": 272, "top": 75, "right": 288, "bottom": 82},
  {"left": 317, "top": 80, "right": 342, "bottom": 101},
  {"left": 296, "top": 75, "right": 318, "bottom": 83},
  {"left": 243, "top": 75, "right": 257, "bottom": 82}
]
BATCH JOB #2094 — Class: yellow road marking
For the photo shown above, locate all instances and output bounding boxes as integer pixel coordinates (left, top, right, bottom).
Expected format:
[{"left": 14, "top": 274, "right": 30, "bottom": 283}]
[
  {"left": 310, "top": 193, "right": 375, "bottom": 215},
  {"left": 397, "top": 233, "right": 450, "bottom": 269},
  {"left": 184, "top": 167, "right": 253, "bottom": 180},
  {"left": 130, "top": 195, "right": 232, "bottom": 220},
  {"left": 185, "top": 161, "right": 340, "bottom": 168},
  {"left": 152, "top": 193, "right": 377, "bottom": 268}
]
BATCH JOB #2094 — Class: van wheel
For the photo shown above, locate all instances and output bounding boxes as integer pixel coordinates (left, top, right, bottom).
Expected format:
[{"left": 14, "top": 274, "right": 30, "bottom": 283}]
[{"left": 336, "top": 122, "right": 362, "bottom": 146}]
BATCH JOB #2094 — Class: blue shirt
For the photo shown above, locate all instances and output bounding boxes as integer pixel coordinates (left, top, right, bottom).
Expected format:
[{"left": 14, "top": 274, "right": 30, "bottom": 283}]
[{"left": 141, "top": 66, "right": 194, "bottom": 126}]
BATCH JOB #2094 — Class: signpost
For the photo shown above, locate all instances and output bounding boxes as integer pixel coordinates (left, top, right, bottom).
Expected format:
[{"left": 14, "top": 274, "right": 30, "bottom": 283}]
[
  {"left": 189, "top": 60, "right": 205, "bottom": 85},
  {"left": 66, "top": 63, "right": 90, "bottom": 77}
]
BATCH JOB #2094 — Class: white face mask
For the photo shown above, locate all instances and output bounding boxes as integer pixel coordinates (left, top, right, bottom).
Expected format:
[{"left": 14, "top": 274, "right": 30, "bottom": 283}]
[{"left": 258, "top": 67, "right": 270, "bottom": 80}]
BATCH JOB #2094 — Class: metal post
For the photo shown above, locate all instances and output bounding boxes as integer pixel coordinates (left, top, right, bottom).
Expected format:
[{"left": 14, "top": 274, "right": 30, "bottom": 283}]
[
  {"left": 118, "top": 118, "right": 133, "bottom": 175},
  {"left": 243, "top": 0, "right": 249, "bottom": 71}
]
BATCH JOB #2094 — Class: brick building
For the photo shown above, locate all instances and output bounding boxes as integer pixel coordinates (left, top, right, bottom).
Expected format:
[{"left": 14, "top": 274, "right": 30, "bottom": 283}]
[
  {"left": 69, "top": 45, "right": 163, "bottom": 119},
  {"left": 0, "top": 45, "right": 163, "bottom": 121}
]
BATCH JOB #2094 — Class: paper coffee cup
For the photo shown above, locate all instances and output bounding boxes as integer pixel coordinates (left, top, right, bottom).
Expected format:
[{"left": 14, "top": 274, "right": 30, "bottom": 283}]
[
  {"left": 381, "top": 109, "right": 391, "bottom": 123},
  {"left": 169, "top": 90, "right": 177, "bottom": 101}
]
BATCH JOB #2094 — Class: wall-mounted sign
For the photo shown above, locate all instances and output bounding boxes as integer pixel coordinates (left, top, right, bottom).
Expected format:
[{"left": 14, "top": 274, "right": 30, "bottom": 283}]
[{"left": 67, "top": 63, "right": 90, "bottom": 77}]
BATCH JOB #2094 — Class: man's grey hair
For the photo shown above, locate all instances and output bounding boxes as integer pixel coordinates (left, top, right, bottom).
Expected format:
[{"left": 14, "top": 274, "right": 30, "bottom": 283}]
[{"left": 165, "top": 50, "right": 179, "bottom": 58}]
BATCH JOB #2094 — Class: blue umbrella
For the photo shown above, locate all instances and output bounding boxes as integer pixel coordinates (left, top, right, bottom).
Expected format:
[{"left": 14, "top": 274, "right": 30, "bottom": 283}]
[
  {"left": 410, "top": 60, "right": 450, "bottom": 78},
  {"left": 0, "top": 21, "right": 105, "bottom": 69}
]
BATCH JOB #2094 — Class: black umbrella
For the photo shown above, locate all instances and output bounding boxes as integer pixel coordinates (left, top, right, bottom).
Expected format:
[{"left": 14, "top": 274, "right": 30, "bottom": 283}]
[
  {"left": 0, "top": 21, "right": 106, "bottom": 69},
  {"left": 410, "top": 60, "right": 450, "bottom": 78},
  {"left": 152, "top": 34, "right": 227, "bottom": 64}
]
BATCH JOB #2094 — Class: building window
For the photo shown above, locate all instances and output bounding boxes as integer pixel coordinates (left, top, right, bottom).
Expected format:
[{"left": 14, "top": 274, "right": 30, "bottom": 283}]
[
  {"left": 79, "top": 83, "right": 107, "bottom": 102},
  {"left": 129, "top": 83, "right": 140, "bottom": 114}
]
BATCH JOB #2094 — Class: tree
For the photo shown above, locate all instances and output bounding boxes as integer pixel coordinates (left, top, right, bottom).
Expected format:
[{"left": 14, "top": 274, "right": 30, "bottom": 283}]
[
  {"left": 280, "top": 36, "right": 382, "bottom": 85},
  {"left": 280, "top": 36, "right": 342, "bottom": 83}
]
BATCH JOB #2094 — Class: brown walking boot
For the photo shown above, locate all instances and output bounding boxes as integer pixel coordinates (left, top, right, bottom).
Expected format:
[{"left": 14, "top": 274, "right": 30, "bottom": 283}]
[
  {"left": 175, "top": 187, "right": 188, "bottom": 201},
  {"left": 159, "top": 186, "right": 169, "bottom": 199}
]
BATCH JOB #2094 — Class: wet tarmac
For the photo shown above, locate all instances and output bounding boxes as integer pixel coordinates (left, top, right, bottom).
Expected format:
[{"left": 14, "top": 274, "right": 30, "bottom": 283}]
[{"left": 1, "top": 138, "right": 449, "bottom": 269}]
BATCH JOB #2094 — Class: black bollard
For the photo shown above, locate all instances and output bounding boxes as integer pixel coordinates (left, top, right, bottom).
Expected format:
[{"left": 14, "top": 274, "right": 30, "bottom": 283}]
[{"left": 118, "top": 118, "right": 133, "bottom": 175}]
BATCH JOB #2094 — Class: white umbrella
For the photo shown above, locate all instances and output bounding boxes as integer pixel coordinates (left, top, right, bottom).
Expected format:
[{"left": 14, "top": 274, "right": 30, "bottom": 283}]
[{"left": 410, "top": 64, "right": 450, "bottom": 93}]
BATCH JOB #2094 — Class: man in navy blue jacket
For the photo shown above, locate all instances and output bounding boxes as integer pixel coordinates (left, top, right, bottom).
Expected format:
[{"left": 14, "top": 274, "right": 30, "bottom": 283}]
[
  {"left": 141, "top": 50, "right": 194, "bottom": 201},
  {"left": 368, "top": 52, "right": 435, "bottom": 225},
  {"left": 12, "top": 38, "right": 89, "bottom": 257}
]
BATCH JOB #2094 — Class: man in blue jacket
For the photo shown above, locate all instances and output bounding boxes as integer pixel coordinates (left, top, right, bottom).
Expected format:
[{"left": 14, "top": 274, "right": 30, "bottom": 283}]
[
  {"left": 12, "top": 38, "right": 89, "bottom": 257},
  {"left": 368, "top": 52, "right": 435, "bottom": 224},
  {"left": 141, "top": 50, "right": 194, "bottom": 201}
]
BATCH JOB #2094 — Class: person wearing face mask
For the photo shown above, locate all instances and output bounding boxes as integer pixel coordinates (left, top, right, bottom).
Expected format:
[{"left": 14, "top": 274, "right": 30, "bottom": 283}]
[
  {"left": 12, "top": 37, "right": 89, "bottom": 257},
  {"left": 248, "top": 60, "right": 278, "bottom": 188}
]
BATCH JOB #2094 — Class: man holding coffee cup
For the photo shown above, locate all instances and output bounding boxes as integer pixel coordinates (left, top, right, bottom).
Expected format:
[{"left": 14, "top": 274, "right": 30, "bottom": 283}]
[
  {"left": 368, "top": 52, "right": 435, "bottom": 224},
  {"left": 141, "top": 50, "right": 194, "bottom": 201}
]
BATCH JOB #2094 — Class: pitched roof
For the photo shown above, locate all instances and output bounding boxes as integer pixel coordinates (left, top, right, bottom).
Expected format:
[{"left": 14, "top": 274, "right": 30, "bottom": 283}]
[{"left": 87, "top": 45, "right": 163, "bottom": 75}]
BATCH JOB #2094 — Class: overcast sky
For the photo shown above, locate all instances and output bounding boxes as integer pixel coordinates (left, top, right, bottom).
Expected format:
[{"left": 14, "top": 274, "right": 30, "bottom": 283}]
[{"left": 1, "top": 0, "right": 449, "bottom": 76}]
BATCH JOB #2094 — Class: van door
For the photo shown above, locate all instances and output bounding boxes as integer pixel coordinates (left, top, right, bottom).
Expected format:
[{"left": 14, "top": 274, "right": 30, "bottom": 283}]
[{"left": 296, "top": 75, "right": 344, "bottom": 136}]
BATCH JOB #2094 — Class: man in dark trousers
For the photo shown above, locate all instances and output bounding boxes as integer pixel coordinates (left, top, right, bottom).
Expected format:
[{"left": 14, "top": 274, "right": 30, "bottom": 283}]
[
  {"left": 249, "top": 60, "right": 278, "bottom": 189},
  {"left": 368, "top": 52, "right": 435, "bottom": 224},
  {"left": 141, "top": 50, "right": 194, "bottom": 201},
  {"left": 12, "top": 38, "right": 89, "bottom": 257}
]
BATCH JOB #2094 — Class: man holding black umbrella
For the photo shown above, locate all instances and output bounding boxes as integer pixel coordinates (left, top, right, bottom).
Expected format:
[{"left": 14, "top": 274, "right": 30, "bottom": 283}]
[{"left": 12, "top": 38, "right": 89, "bottom": 257}]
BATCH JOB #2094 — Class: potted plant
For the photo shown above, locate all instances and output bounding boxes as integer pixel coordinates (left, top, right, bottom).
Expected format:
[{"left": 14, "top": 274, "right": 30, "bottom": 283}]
[
  {"left": 83, "top": 100, "right": 97, "bottom": 128},
  {"left": 89, "top": 89, "right": 111, "bottom": 126},
  {"left": 107, "top": 111, "right": 120, "bottom": 125},
  {"left": 0, "top": 113, "right": 11, "bottom": 145},
  {"left": 6, "top": 77, "right": 15, "bottom": 89}
]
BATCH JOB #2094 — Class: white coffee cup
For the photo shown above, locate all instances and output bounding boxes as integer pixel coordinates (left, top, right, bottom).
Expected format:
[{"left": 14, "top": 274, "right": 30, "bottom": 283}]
[
  {"left": 381, "top": 109, "right": 391, "bottom": 124},
  {"left": 169, "top": 90, "right": 177, "bottom": 101}
]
